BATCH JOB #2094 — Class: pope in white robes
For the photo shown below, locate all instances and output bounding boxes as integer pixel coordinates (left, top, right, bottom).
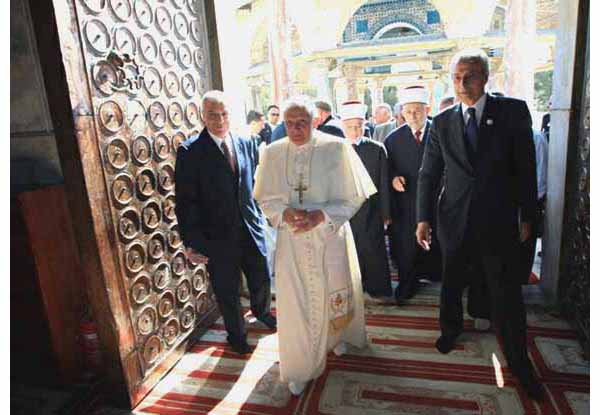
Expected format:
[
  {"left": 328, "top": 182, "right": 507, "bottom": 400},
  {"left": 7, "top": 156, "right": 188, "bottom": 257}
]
[{"left": 253, "top": 97, "right": 376, "bottom": 396}]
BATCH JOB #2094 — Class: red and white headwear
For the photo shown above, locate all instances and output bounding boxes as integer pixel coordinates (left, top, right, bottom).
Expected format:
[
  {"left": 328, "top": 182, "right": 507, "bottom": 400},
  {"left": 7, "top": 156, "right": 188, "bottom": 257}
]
[
  {"left": 399, "top": 86, "right": 430, "bottom": 105},
  {"left": 340, "top": 100, "right": 367, "bottom": 121}
]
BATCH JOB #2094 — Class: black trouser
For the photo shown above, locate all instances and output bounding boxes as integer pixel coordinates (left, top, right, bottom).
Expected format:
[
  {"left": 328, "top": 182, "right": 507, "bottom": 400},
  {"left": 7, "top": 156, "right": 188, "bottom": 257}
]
[
  {"left": 517, "top": 196, "right": 546, "bottom": 284},
  {"left": 440, "top": 231, "right": 533, "bottom": 380},
  {"left": 207, "top": 226, "right": 271, "bottom": 345},
  {"left": 394, "top": 238, "right": 424, "bottom": 300}
]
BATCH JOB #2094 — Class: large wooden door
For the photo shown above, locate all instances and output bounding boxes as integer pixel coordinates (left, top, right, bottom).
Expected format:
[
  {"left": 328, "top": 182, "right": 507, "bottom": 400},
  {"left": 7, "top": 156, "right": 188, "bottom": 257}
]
[{"left": 33, "top": 0, "right": 220, "bottom": 407}]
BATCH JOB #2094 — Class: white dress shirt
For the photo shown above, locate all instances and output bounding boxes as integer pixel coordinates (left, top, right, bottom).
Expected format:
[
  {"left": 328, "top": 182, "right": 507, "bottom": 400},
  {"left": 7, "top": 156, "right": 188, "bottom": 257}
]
[
  {"left": 208, "top": 130, "right": 234, "bottom": 156},
  {"left": 410, "top": 122, "right": 427, "bottom": 140},
  {"left": 461, "top": 93, "right": 487, "bottom": 126}
]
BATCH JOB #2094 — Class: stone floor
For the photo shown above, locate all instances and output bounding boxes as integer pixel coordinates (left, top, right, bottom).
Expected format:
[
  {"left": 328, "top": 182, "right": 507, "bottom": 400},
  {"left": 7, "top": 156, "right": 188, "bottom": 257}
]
[{"left": 12, "top": 238, "right": 582, "bottom": 415}]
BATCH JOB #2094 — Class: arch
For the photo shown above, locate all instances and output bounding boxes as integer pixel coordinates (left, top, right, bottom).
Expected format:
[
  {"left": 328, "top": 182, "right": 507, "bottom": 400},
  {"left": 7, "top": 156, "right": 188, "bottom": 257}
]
[
  {"left": 367, "top": 13, "right": 431, "bottom": 40},
  {"left": 373, "top": 22, "right": 423, "bottom": 39},
  {"left": 341, "top": 8, "right": 435, "bottom": 43}
]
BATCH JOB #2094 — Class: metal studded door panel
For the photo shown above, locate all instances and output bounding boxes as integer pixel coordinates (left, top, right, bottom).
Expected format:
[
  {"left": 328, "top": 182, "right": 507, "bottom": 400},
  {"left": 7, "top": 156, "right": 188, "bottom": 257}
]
[{"left": 48, "top": 0, "right": 218, "bottom": 406}]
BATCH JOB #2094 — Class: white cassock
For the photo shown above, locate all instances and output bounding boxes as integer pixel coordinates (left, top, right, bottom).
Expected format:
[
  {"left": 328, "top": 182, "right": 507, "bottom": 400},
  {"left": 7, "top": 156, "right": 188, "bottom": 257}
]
[
  {"left": 253, "top": 131, "right": 377, "bottom": 383},
  {"left": 258, "top": 142, "right": 277, "bottom": 278}
]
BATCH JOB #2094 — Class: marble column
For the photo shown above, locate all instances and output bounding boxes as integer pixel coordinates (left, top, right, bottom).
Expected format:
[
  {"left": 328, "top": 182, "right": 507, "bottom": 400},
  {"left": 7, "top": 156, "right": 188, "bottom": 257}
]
[
  {"left": 503, "top": 0, "right": 536, "bottom": 106},
  {"left": 487, "top": 58, "right": 505, "bottom": 93},
  {"left": 541, "top": 0, "right": 584, "bottom": 303},
  {"left": 357, "top": 81, "right": 368, "bottom": 105},
  {"left": 341, "top": 64, "right": 361, "bottom": 101},
  {"left": 368, "top": 77, "right": 385, "bottom": 108},
  {"left": 269, "top": 0, "right": 292, "bottom": 105},
  {"left": 425, "top": 80, "right": 436, "bottom": 108},
  {"left": 310, "top": 58, "right": 333, "bottom": 102},
  {"left": 334, "top": 78, "right": 349, "bottom": 111}
]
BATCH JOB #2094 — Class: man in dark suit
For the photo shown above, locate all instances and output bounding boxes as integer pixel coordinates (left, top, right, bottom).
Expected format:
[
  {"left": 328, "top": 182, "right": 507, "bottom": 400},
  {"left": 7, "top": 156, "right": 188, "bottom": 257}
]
[
  {"left": 247, "top": 110, "right": 266, "bottom": 147},
  {"left": 541, "top": 97, "right": 551, "bottom": 141},
  {"left": 385, "top": 87, "right": 441, "bottom": 303},
  {"left": 175, "top": 90, "right": 276, "bottom": 355},
  {"left": 270, "top": 122, "right": 287, "bottom": 142},
  {"left": 258, "top": 104, "right": 281, "bottom": 145},
  {"left": 416, "top": 49, "right": 542, "bottom": 400},
  {"left": 313, "top": 100, "right": 345, "bottom": 137}
]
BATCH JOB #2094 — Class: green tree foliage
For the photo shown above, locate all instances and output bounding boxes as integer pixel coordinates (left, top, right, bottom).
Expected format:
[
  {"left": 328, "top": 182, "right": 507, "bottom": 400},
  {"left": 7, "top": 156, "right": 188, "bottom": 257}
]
[
  {"left": 363, "top": 89, "right": 372, "bottom": 117},
  {"left": 534, "top": 70, "right": 553, "bottom": 111},
  {"left": 383, "top": 86, "right": 398, "bottom": 109}
]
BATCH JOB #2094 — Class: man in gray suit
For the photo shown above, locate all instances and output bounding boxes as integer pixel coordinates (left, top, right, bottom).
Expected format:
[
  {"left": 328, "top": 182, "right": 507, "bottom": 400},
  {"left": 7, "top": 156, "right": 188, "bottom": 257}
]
[{"left": 373, "top": 103, "right": 405, "bottom": 142}]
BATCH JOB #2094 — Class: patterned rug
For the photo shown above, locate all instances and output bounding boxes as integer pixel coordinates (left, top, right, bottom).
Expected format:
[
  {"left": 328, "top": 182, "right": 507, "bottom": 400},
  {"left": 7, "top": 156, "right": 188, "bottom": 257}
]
[{"left": 134, "top": 284, "right": 589, "bottom": 415}]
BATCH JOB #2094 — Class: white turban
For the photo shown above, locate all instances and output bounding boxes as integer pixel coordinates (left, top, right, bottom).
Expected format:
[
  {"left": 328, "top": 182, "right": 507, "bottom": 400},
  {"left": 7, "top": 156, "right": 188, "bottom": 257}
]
[
  {"left": 340, "top": 100, "right": 367, "bottom": 121},
  {"left": 399, "top": 87, "right": 429, "bottom": 105}
]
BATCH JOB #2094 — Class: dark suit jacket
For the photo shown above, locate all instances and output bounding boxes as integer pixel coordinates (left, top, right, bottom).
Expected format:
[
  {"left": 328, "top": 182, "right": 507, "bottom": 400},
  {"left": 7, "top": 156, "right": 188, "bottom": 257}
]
[
  {"left": 175, "top": 128, "right": 267, "bottom": 259},
  {"left": 417, "top": 94, "right": 537, "bottom": 254},
  {"left": 270, "top": 122, "right": 287, "bottom": 142},
  {"left": 541, "top": 112, "right": 550, "bottom": 140},
  {"left": 365, "top": 121, "right": 375, "bottom": 138},
  {"left": 317, "top": 115, "right": 344, "bottom": 138},
  {"left": 258, "top": 124, "right": 272, "bottom": 145},
  {"left": 365, "top": 122, "right": 375, "bottom": 138},
  {"left": 385, "top": 121, "right": 431, "bottom": 233},
  {"left": 353, "top": 137, "right": 391, "bottom": 221}
]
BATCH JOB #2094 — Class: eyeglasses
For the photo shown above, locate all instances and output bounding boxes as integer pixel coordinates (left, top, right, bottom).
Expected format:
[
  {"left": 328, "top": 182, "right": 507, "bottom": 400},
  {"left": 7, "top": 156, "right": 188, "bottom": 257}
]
[{"left": 270, "top": 113, "right": 280, "bottom": 117}]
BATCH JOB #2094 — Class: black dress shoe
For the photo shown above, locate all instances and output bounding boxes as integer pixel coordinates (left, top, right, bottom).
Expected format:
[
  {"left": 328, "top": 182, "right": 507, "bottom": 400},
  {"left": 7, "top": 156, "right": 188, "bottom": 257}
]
[
  {"left": 394, "top": 287, "right": 408, "bottom": 305},
  {"left": 230, "top": 341, "right": 252, "bottom": 355},
  {"left": 520, "top": 375, "right": 544, "bottom": 401},
  {"left": 227, "top": 336, "right": 252, "bottom": 355},
  {"left": 435, "top": 335, "right": 457, "bottom": 354},
  {"left": 258, "top": 314, "right": 277, "bottom": 330}
]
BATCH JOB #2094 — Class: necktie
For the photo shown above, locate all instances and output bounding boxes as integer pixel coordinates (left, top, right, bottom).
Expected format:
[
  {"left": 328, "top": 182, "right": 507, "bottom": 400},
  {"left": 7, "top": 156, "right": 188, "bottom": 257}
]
[
  {"left": 465, "top": 107, "right": 478, "bottom": 156},
  {"left": 221, "top": 141, "right": 236, "bottom": 173},
  {"left": 414, "top": 130, "right": 422, "bottom": 144}
]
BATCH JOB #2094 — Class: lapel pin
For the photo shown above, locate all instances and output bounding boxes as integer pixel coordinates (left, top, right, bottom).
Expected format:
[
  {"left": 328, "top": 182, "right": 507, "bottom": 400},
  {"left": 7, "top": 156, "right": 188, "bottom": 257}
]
[{"left": 486, "top": 118, "right": 494, "bottom": 126}]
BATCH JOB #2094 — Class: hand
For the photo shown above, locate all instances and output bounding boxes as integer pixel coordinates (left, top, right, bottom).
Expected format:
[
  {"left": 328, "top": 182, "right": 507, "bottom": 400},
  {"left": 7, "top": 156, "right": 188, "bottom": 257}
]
[
  {"left": 185, "top": 247, "right": 209, "bottom": 264},
  {"left": 392, "top": 176, "right": 406, "bottom": 192},
  {"left": 415, "top": 221, "right": 431, "bottom": 250},
  {"left": 520, "top": 222, "right": 532, "bottom": 242},
  {"left": 292, "top": 209, "right": 325, "bottom": 233},
  {"left": 283, "top": 208, "right": 308, "bottom": 227}
]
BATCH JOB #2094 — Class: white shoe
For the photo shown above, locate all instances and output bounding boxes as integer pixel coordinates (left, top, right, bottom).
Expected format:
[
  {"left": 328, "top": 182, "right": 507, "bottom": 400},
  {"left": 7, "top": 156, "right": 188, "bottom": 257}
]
[
  {"left": 364, "top": 293, "right": 395, "bottom": 304},
  {"left": 288, "top": 381, "right": 307, "bottom": 396},
  {"left": 363, "top": 292, "right": 377, "bottom": 303},
  {"left": 333, "top": 342, "right": 347, "bottom": 357},
  {"left": 377, "top": 295, "right": 396, "bottom": 304},
  {"left": 473, "top": 318, "right": 491, "bottom": 331}
]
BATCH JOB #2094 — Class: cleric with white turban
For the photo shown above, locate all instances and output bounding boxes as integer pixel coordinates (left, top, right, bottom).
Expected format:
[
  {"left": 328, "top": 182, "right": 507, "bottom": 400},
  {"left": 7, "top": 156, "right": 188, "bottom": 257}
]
[{"left": 340, "top": 100, "right": 394, "bottom": 301}]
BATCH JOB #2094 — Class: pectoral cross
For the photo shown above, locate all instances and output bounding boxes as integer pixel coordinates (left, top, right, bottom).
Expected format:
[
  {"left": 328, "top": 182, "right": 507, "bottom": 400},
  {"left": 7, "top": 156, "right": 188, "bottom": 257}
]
[{"left": 294, "top": 173, "right": 308, "bottom": 205}]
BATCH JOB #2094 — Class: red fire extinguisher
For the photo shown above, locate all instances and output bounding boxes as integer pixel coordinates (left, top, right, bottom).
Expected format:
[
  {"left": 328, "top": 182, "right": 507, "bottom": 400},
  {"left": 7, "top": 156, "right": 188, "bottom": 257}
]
[{"left": 79, "top": 310, "right": 102, "bottom": 377}]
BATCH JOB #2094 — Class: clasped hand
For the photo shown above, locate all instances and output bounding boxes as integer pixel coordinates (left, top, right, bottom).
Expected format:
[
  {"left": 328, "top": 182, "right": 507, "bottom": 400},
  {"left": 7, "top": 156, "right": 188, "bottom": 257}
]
[{"left": 283, "top": 208, "right": 325, "bottom": 233}]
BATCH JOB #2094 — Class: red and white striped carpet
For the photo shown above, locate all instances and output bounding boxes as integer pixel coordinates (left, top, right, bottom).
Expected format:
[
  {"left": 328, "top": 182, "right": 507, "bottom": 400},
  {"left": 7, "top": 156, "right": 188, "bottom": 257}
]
[{"left": 135, "top": 284, "right": 589, "bottom": 415}]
